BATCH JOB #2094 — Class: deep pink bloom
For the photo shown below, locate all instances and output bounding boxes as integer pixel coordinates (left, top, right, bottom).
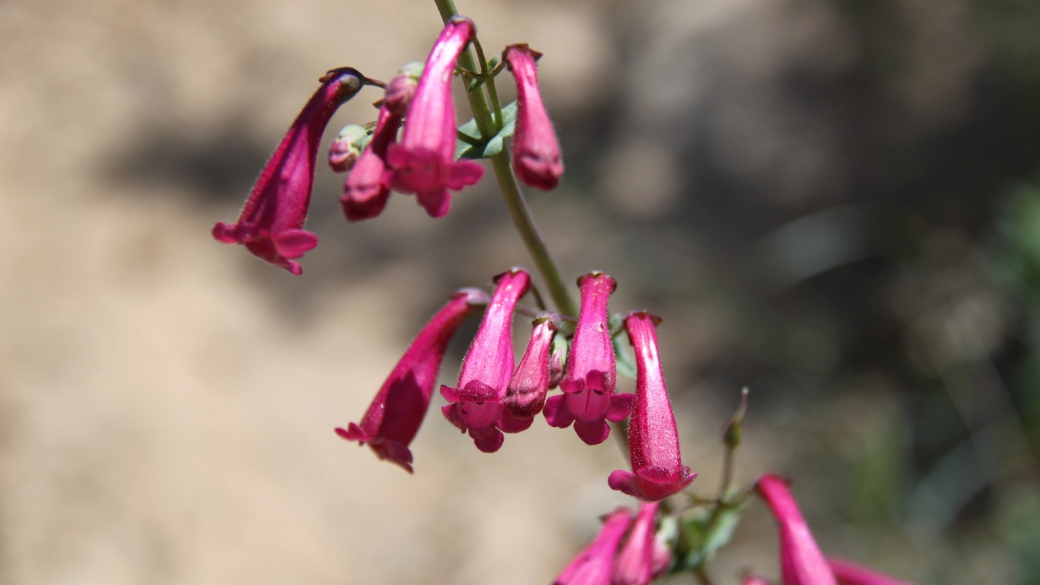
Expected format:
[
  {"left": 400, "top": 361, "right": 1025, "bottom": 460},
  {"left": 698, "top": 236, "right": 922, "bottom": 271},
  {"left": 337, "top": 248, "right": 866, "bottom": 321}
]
[
  {"left": 545, "top": 272, "right": 635, "bottom": 445},
  {"left": 502, "top": 311, "right": 561, "bottom": 424},
  {"left": 335, "top": 288, "right": 488, "bottom": 472},
  {"left": 387, "top": 16, "right": 484, "bottom": 218},
  {"left": 504, "top": 44, "right": 564, "bottom": 190},
  {"left": 612, "top": 502, "right": 659, "bottom": 585},
  {"left": 441, "top": 269, "right": 531, "bottom": 452},
  {"left": 555, "top": 508, "right": 633, "bottom": 585},
  {"left": 383, "top": 61, "right": 423, "bottom": 117},
  {"left": 756, "top": 475, "right": 838, "bottom": 585},
  {"left": 827, "top": 559, "right": 914, "bottom": 585},
  {"left": 340, "top": 105, "right": 402, "bottom": 221},
  {"left": 213, "top": 67, "right": 375, "bottom": 274},
  {"left": 608, "top": 311, "right": 695, "bottom": 501}
]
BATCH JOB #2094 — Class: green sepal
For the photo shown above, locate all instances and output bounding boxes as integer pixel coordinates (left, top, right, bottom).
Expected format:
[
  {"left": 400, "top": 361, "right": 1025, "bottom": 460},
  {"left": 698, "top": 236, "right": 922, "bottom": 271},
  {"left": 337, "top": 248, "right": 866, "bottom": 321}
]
[
  {"left": 679, "top": 503, "right": 745, "bottom": 570},
  {"left": 455, "top": 100, "right": 517, "bottom": 160}
]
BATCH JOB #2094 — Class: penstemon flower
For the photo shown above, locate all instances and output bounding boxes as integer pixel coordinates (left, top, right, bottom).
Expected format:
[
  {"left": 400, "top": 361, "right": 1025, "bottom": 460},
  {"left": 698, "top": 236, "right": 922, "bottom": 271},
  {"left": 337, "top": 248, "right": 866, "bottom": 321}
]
[
  {"left": 502, "top": 311, "right": 560, "bottom": 425},
  {"left": 504, "top": 44, "right": 564, "bottom": 190},
  {"left": 827, "top": 558, "right": 915, "bottom": 585},
  {"left": 555, "top": 508, "right": 633, "bottom": 585},
  {"left": 441, "top": 268, "right": 531, "bottom": 452},
  {"left": 387, "top": 16, "right": 484, "bottom": 218},
  {"left": 340, "top": 105, "right": 402, "bottom": 221},
  {"left": 756, "top": 474, "right": 838, "bottom": 585},
  {"left": 213, "top": 67, "right": 376, "bottom": 274},
  {"left": 612, "top": 502, "right": 660, "bottom": 585},
  {"left": 336, "top": 288, "right": 488, "bottom": 472},
  {"left": 545, "top": 272, "right": 635, "bottom": 445},
  {"left": 608, "top": 311, "right": 695, "bottom": 501}
]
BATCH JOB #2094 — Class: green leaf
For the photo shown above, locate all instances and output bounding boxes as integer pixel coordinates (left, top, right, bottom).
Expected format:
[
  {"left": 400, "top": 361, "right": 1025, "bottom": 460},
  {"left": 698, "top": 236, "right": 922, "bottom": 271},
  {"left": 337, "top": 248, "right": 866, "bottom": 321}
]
[
  {"left": 455, "top": 100, "right": 518, "bottom": 160},
  {"left": 680, "top": 504, "right": 745, "bottom": 570}
]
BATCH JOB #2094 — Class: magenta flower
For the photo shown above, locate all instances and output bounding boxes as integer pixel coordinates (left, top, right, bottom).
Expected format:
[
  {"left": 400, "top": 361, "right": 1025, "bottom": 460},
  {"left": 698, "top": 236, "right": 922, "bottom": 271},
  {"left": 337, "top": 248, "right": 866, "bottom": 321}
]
[
  {"left": 609, "top": 312, "right": 695, "bottom": 501},
  {"left": 612, "top": 502, "right": 659, "bottom": 585},
  {"left": 755, "top": 475, "right": 838, "bottom": 585},
  {"left": 387, "top": 16, "right": 484, "bottom": 218},
  {"left": 340, "top": 105, "right": 403, "bottom": 222},
  {"left": 441, "top": 269, "right": 531, "bottom": 452},
  {"left": 383, "top": 61, "right": 423, "bottom": 116},
  {"left": 827, "top": 558, "right": 914, "bottom": 585},
  {"left": 555, "top": 508, "right": 633, "bottom": 585},
  {"left": 335, "top": 288, "right": 488, "bottom": 473},
  {"left": 502, "top": 311, "right": 561, "bottom": 425},
  {"left": 545, "top": 272, "right": 635, "bottom": 445},
  {"left": 504, "top": 44, "right": 564, "bottom": 190},
  {"left": 327, "top": 124, "right": 369, "bottom": 173},
  {"left": 213, "top": 67, "right": 376, "bottom": 274}
]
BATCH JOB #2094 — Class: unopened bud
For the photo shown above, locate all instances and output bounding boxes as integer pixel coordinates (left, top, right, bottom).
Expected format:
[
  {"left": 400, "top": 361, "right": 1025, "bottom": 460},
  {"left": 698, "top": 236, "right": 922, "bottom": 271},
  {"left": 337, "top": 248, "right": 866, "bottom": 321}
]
[
  {"left": 383, "top": 61, "right": 424, "bottom": 116},
  {"left": 723, "top": 387, "right": 749, "bottom": 448},
  {"left": 547, "top": 333, "right": 568, "bottom": 389},
  {"left": 328, "top": 124, "right": 370, "bottom": 172}
]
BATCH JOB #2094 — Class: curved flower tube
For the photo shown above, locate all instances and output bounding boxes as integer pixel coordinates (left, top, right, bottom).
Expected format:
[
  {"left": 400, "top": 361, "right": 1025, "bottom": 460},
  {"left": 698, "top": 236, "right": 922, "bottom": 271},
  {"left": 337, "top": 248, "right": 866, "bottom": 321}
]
[
  {"left": 545, "top": 272, "right": 635, "bottom": 445},
  {"left": 612, "top": 502, "right": 659, "bottom": 585},
  {"left": 441, "top": 268, "right": 532, "bottom": 452},
  {"left": 336, "top": 288, "right": 488, "bottom": 472},
  {"left": 555, "top": 508, "right": 633, "bottom": 585},
  {"left": 340, "top": 105, "right": 402, "bottom": 221},
  {"left": 504, "top": 44, "right": 564, "bottom": 190},
  {"left": 213, "top": 67, "right": 377, "bottom": 274},
  {"left": 756, "top": 474, "right": 838, "bottom": 585},
  {"left": 608, "top": 311, "right": 695, "bottom": 501},
  {"left": 387, "top": 16, "right": 484, "bottom": 218},
  {"left": 502, "top": 311, "right": 560, "bottom": 424}
]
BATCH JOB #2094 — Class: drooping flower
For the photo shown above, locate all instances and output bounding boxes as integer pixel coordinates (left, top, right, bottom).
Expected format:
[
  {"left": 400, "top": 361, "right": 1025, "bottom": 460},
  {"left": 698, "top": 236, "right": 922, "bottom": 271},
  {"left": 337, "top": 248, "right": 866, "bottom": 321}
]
[
  {"left": 387, "top": 16, "right": 484, "bottom": 218},
  {"left": 213, "top": 67, "right": 377, "bottom": 274},
  {"left": 327, "top": 124, "right": 369, "bottom": 172},
  {"left": 336, "top": 288, "right": 488, "bottom": 473},
  {"left": 608, "top": 311, "right": 695, "bottom": 501},
  {"left": 555, "top": 508, "right": 633, "bottom": 585},
  {"left": 504, "top": 44, "right": 564, "bottom": 190},
  {"left": 755, "top": 475, "right": 838, "bottom": 585},
  {"left": 827, "top": 558, "right": 915, "bottom": 585},
  {"left": 441, "top": 269, "right": 531, "bottom": 452},
  {"left": 340, "top": 105, "right": 403, "bottom": 221},
  {"left": 612, "top": 502, "right": 659, "bottom": 585},
  {"left": 502, "top": 311, "right": 560, "bottom": 425},
  {"left": 545, "top": 272, "right": 635, "bottom": 445}
]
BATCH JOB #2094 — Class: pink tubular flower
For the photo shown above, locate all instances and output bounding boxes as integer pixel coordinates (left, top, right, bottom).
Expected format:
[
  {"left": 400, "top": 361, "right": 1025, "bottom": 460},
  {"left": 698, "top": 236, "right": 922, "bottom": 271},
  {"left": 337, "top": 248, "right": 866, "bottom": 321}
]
[
  {"left": 213, "top": 67, "right": 376, "bottom": 274},
  {"left": 504, "top": 44, "right": 564, "bottom": 190},
  {"left": 827, "top": 559, "right": 915, "bottom": 585},
  {"left": 555, "top": 508, "right": 633, "bottom": 585},
  {"left": 545, "top": 272, "right": 635, "bottom": 445},
  {"left": 441, "top": 269, "right": 532, "bottom": 452},
  {"left": 335, "top": 288, "right": 488, "bottom": 473},
  {"left": 612, "top": 502, "right": 659, "bottom": 585},
  {"left": 387, "top": 16, "right": 484, "bottom": 218},
  {"left": 608, "top": 312, "right": 695, "bottom": 501},
  {"left": 755, "top": 475, "right": 838, "bottom": 585},
  {"left": 340, "top": 105, "right": 402, "bottom": 221},
  {"left": 502, "top": 311, "right": 561, "bottom": 424}
]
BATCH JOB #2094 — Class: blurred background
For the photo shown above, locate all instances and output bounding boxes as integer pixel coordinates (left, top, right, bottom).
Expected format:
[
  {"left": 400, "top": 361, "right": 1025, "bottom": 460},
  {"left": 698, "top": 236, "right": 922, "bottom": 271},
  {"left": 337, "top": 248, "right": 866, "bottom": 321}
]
[{"left": 1, "top": 0, "right": 1039, "bottom": 583}]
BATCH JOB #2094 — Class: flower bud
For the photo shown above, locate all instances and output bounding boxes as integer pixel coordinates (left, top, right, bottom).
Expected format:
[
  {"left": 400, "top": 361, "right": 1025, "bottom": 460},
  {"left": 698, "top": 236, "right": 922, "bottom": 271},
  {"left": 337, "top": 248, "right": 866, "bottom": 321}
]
[
  {"left": 384, "top": 61, "right": 423, "bottom": 117},
  {"left": 328, "top": 124, "right": 370, "bottom": 172}
]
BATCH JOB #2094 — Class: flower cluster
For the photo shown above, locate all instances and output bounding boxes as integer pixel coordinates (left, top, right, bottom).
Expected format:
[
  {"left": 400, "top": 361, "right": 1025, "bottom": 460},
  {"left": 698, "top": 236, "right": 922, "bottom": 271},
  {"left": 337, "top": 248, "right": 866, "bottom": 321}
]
[
  {"left": 337, "top": 269, "right": 693, "bottom": 503},
  {"left": 212, "top": 17, "right": 564, "bottom": 274}
]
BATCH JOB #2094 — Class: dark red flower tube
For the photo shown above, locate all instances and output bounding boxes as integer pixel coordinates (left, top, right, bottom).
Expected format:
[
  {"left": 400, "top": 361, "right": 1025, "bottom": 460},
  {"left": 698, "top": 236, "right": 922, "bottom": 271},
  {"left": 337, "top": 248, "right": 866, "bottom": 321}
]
[
  {"left": 213, "top": 67, "right": 376, "bottom": 274},
  {"left": 756, "top": 475, "right": 838, "bottom": 585},
  {"left": 502, "top": 311, "right": 560, "bottom": 426},
  {"left": 612, "top": 502, "right": 660, "bottom": 585},
  {"left": 545, "top": 272, "right": 635, "bottom": 445},
  {"left": 335, "top": 288, "right": 488, "bottom": 473},
  {"left": 441, "top": 268, "right": 532, "bottom": 452},
  {"left": 608, "top": 311, "right": 695, "bottom": 501},
  {"left": 504, "top": 44, "right": 564, "bottom": 190},
  {"left": 554, "top": 508, "right": 633, "bottom": 585},
  {"left": 387, "top": 16, "right": 484, "bottom": 218},
  {"left": 340, "top": 105, "right": 402, "bottom": 221}
]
